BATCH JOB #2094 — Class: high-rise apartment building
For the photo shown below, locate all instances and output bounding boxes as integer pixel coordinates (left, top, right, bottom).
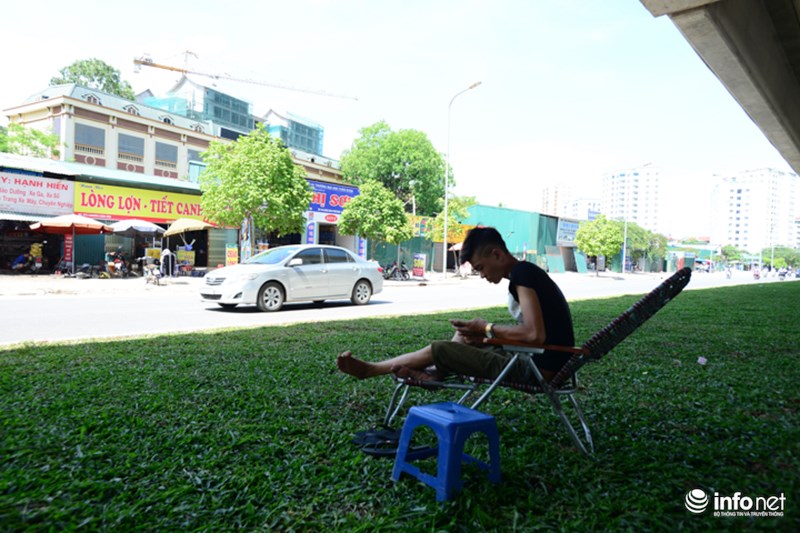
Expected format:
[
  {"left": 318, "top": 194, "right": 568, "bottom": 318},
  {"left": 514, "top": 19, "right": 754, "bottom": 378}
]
[
  {"left": 710, "top": 168, "right": 799, "bottom": 253},
  {"left": 565, "top": 197, "right": 601, "bottom": 221},
  {"left": 600, "top": 165, "right": 661, "bottom": 233},
  {"left": 540, "top": 184, "right": 572, "bottom": 217},
  {"left": 541, "top": 183, "right": 599, "bottom": 220}
]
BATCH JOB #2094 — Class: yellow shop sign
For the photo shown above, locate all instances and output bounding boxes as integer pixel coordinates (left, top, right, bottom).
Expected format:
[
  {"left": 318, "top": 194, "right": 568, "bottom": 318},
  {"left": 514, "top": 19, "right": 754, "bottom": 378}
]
[{"left": 74, "top": 182, "right": 204, "bottom": 223}]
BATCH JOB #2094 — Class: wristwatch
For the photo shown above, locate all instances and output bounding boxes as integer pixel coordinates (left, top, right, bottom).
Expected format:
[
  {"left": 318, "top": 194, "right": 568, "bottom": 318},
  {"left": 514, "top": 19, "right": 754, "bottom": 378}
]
[{"left": 485, "top": 322, "right": 495, "bottom": 338}]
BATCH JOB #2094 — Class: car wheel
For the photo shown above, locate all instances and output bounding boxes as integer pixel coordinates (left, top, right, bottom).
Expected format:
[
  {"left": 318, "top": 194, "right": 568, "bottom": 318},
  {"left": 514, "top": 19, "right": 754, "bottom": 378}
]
[
  {"left": 218, "top": 303, "right": 238, "bottom": 310},
  {"left": 257, "top": 282, "right": 285, "bottom": 312},
  {"left": 351, "top": 279, "right": 372, "bottom": 305}
]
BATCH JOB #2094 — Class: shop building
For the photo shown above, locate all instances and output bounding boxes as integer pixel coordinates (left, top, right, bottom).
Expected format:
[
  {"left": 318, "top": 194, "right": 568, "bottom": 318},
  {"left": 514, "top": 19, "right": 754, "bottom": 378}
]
[
  {"left": 460, "top": 204, "right": 588, "bottom": 273},
  {"left": 0, "top": 152, "right": 231, "bottom": 271},
  {"left": 3, "top": 84, "right": 360, "bottom": 270}
]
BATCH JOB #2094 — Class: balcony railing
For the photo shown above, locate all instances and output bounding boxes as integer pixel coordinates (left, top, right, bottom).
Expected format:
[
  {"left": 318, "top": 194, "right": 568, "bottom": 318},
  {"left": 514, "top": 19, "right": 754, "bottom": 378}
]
[
  {"left": 118, "top": 151, "right": 144, "bottom": 163},
  {"left": 75, "top": 143, "right": 104, "bottom": 156},
  {"left": 155, "top": 159, "right": 177, "bottom": 169}
]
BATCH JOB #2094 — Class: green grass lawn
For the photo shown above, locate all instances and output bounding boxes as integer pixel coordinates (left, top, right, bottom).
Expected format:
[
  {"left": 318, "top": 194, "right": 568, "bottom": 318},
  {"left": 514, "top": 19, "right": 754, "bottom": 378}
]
[{"left": 1, "top": 282, "right": 798, "bottom": 531}]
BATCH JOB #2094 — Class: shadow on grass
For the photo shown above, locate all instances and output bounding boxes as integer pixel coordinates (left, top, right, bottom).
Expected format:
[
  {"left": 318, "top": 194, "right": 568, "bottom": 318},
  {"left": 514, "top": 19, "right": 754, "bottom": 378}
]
[
  {"left": 204, "top": 298, "right": 394, "bottom": 314},
  {"left": 1, "top": 283, "right": 798, "bottom": 531}
]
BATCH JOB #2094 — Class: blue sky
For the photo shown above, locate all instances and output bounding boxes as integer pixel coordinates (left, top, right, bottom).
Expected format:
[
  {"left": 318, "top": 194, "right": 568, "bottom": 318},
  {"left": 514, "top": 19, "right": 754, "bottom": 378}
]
[{"left": 2, "top": 0, "right": 792, "bottom": 237}]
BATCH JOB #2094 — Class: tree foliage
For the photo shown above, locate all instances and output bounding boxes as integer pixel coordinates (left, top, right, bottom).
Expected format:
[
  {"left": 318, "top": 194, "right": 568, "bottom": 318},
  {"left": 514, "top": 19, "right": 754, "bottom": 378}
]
[
  {"left": 615, "top": 220, "right": 667, "bottom": 267},
  {"left": 199, "top": 126, "right": 312, "bottom": 237},
  {"left": 0, "top": 124, "right": 61, "bottom": 158},
  {"left": 50, "top": 59, "right": 135, "bottom": 100},
  {"left": 760, "top": 246, "right": 800, "bottom": 268},
  {"left": 430, "top": 195, "right": 477, "bottom": 242},
  {"left": 339, "top": 121, "right": 446, "bottom": 216},
  {"left": 720, "top": 245, "right": 746, "bottom": 263},
  {"left": 575, "top": 215, "right": 624, "bottom": 275},
  {"left": 338, "top": 180, "right": 413, "bottom": 250}
]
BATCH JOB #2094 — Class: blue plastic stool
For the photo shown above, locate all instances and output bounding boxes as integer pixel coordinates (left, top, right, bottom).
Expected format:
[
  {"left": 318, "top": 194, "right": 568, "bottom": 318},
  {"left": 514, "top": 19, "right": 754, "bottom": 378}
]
[{"left": 391, "top": 401, "right": 501, "bottom": 502}]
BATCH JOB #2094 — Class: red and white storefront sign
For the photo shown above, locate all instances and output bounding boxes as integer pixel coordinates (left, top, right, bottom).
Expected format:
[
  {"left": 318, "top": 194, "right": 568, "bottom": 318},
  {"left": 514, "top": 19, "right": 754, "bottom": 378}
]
[
  {"left": 0, "top": 172, "right": 74, "bottom": 216},
  {"left": 63, "top": 234, "right": 74, "bottom": 264}
]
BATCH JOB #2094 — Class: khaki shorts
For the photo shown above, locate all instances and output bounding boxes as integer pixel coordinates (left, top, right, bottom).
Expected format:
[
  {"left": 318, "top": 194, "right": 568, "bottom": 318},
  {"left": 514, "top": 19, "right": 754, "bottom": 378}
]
[{"left": 431, "top": 341, "right": 536, "bottom": 383}]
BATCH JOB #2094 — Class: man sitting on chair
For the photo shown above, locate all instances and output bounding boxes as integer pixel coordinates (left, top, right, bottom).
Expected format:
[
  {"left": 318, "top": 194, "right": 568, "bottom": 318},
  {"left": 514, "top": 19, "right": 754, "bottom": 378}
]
[{"left": 337, "top": 226, "right": 575, "bottom": 384}]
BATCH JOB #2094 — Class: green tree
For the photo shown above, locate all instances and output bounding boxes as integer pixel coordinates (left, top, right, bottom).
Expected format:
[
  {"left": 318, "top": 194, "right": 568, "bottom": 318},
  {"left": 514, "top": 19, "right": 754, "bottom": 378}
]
[
  {"left": 760, "top": 246, "right": 800, "bottom": 268},
  {"left": 430, "top": 195, "right": 477, "bottom": 242},
  {"left": 614, "top": 221, "right": 667, "bottom": 270},
  {"left": 648, "top": 232, "right": 668, "bottom": 265},
  {"left": 338, "top": 180, "right": 413, "bottom": 256},
  {"left": 199, "top": 126, "right": 312, "bottom": 244},
  {"left": 720, "top": 245, "right": 745, "bottom": 263},
  {"left": 0, "top": 123, "right": 61, "bottom": 158},
  {"left": 50, "top": 59, "right": 136, "bottom": 100},
  {"left": 339, "top": 121, "right": 446, "bottom": 216},
  {"left": 575, "top": 215, "right": 624, "bottom": 275}
]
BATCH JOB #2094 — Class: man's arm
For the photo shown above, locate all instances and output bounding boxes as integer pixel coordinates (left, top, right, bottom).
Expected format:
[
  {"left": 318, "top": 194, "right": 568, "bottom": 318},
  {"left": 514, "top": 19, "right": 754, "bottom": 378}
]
[{"left": 491, "top": 285, "right": 546, "bottom": 344}]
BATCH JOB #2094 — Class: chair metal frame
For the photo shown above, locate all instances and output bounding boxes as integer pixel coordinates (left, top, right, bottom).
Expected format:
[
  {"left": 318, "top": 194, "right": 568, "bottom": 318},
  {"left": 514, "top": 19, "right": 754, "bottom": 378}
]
[{"left": 383, "top": 267, "right": 692, "bottom": 455}]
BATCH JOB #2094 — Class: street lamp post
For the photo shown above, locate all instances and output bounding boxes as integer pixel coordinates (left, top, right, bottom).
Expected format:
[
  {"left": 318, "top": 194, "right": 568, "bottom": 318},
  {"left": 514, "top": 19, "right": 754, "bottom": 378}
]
[
  {"left": 443, "top": 81, "right": 481, "bottom": 277},
  {"left": 622, "top": 218, "right": 628, "bottom": 274},
  {"left": 622, "top": 177, "right": 629, "bottom": 274}
]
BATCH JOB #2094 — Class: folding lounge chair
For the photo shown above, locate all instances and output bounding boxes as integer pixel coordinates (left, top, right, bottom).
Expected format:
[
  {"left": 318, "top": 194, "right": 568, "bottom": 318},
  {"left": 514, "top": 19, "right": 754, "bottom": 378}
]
[{"left": 381, "top": 267, "right": 692, "bottom": 456}]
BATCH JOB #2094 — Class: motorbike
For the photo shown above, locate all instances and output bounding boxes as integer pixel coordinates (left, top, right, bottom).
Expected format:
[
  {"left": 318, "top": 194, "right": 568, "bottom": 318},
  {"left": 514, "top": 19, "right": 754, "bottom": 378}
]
[
  {"left": 144, "top": 263, "right": 162, "bottom": 285},
  {"left": 383, "top": 261, "right": 411, "bottom": 281},
  {"left": 383, "top": 262, "right": 397, "bottom": 280},
  {"left": 398, "top": 261, "right": 410, "bottom": 280},
  {"left": 107, "top": 254, "right": 130, "bottom": 278}
]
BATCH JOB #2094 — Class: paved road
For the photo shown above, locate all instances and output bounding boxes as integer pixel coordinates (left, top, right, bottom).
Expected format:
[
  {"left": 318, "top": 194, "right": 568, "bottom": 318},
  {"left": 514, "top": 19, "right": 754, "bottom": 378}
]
[{"left": 0, "top": 269, "right": 791, "bottom": 347}]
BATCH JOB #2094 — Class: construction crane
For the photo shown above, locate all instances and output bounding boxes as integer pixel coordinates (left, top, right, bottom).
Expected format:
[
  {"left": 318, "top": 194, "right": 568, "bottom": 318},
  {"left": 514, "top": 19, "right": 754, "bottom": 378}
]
[{"left": 133, "top": 55, "right": 357, "bottom": 101}]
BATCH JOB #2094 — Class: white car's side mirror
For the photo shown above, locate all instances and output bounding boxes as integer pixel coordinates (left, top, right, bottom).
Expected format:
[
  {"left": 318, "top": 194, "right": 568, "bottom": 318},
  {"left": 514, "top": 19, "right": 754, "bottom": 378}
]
[{"left": 288, "top": 258, "right": 303, "bottom": 267}]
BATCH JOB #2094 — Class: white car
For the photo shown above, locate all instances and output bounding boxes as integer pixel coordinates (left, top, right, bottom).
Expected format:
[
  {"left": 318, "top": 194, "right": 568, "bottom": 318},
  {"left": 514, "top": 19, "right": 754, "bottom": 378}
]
[{"left": 199, "top": 244, "right": 383, "bottom": 311}]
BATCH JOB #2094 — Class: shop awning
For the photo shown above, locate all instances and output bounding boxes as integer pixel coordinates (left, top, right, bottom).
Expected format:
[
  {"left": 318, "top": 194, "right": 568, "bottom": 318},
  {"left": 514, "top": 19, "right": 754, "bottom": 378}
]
[{"left": 0, "top": 211, "right": 51, "bottom": 222}]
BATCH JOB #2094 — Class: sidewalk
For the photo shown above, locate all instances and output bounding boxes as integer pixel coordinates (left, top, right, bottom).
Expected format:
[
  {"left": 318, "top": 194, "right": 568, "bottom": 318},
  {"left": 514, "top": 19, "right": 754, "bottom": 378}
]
[
  {"left": 0, "top": 273, "right": 204, "bottom": 297},
  {"left": 0, "top": 270, "right": 454, "bottom": 297}
]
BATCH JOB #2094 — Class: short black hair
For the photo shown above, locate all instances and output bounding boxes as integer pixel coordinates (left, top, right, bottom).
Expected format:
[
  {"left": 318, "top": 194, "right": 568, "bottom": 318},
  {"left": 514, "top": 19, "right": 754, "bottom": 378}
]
[{"left": 460, "top": 226, "right": 509, "bottom": 264}]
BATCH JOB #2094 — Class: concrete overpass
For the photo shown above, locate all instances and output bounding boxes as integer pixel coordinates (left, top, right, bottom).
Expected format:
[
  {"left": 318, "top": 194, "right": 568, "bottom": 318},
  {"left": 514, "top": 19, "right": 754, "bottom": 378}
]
[{"left": 641, "top": 0, "right": 800, "bottom": 174}]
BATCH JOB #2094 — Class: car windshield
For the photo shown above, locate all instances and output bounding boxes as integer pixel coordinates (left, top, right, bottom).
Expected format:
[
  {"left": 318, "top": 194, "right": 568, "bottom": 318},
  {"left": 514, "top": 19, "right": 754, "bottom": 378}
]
[{"left": 244, "top": 246, "right": 300, "bottom": 265}]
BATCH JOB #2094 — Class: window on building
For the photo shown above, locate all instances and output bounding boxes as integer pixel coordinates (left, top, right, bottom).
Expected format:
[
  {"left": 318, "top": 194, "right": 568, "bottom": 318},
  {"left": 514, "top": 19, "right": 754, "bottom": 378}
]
[
  {"left": 83, "top": 93, "right": 102, "bottom": 105},
  {"left": 118, "top": 133, "right": 144, "bottom": 163},
  {"left": 155, "top": 142, "right": 178, "bottom": 169},
  {"left": 160, "top": 116, "right": 174, "bottom": 125},
  {"left": 74, "top": 123, "right": 105, "bottom": 155},
  {"left": 188, "top": 149, "right": 203, "bottom": 163},
  {"left": 123, "top": 105, "right": 140, "bottom": 116}
]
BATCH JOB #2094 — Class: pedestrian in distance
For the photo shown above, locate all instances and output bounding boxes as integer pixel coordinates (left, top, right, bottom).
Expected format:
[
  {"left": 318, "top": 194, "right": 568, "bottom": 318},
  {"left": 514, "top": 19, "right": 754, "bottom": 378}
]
[{"left": 11, "top": 252, "right": 32, "bottom": 273}]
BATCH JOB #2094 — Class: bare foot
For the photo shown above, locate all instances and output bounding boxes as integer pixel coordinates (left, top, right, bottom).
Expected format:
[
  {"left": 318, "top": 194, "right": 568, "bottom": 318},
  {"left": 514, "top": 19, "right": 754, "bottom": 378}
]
[
  {"left": 391, "top": 364, "right": 439, "bottom": 382},
  {"left": 337, "top": 351, "right": 374, "bottom": 379}
]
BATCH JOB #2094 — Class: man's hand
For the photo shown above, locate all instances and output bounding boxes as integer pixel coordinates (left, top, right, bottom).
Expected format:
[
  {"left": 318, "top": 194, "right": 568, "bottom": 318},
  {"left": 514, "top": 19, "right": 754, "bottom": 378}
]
[{"left": 449, "top": 318, "right": 489, "bottom": 345}]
